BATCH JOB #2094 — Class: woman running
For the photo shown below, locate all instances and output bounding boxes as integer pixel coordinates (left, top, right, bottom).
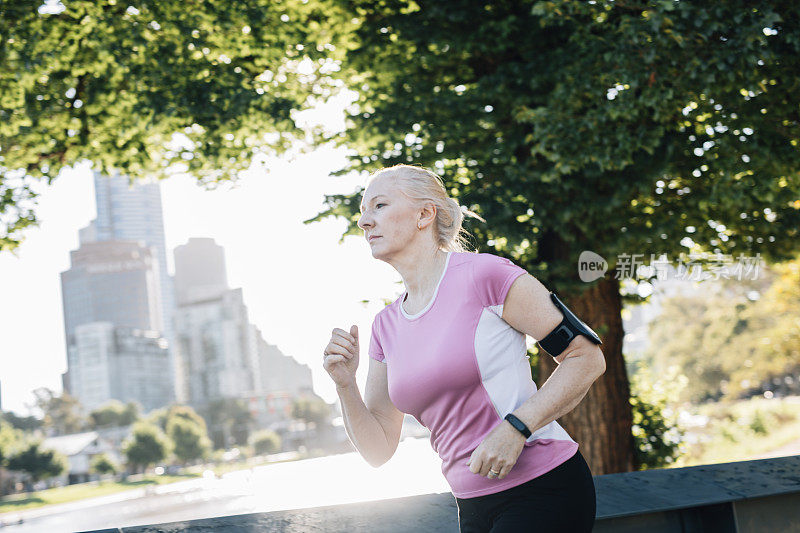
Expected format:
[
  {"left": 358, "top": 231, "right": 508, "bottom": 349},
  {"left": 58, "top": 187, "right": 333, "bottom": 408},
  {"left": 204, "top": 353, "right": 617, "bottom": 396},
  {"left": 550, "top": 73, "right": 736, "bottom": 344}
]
[{"left": 323, "top": 164, "right": 604, "bottom": 532}]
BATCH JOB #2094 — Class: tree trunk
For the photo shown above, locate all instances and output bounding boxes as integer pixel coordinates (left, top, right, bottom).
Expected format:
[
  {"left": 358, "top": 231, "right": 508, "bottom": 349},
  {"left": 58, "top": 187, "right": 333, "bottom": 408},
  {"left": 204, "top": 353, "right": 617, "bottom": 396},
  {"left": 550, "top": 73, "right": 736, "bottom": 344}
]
[
  {"left": 537, "top": 274, "right": 635, "bottom": 475},
  {"left": 532, "top": 229, "right": 635, "bottom": 475}
]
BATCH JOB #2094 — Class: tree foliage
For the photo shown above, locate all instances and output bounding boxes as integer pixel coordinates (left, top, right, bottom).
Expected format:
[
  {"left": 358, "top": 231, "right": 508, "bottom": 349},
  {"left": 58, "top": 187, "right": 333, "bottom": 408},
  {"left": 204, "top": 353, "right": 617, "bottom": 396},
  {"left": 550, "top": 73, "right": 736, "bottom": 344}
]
[
  {"left": 291, "top": 396, "right": 331, "bottom": 427},
  {"left": 88, "top": 400, "right": 140, "bottom": 429},
  {"left": 122, "top": 422, "right": 171, "bottom": 472},
  {"left": 0, "top": 0, "right": 350, "bottom": 251},
  {"left": 201, "top": 398, "right": 253, "bottom": 449},
  {"left": 30, "top": 388, "right": 85, "bottom": 436},
  {"left": 249, "top": 428, "right": 281, "bottom": 456},
  {"left": 166, "top": 415, "right": 211, "bottom": 463},
  {"left": 145, "top": 405, "right": 211, "bottom": 461},
  {"left": 0, "top": 418, "right": 22, "bottom": 466},
  {"left": 146, "top": 404, "right": 205, "bottom": 430},
  {"left": 308, "top": 0, "right": 799, "bottom": 292},
  {"left": 0, "top": 411, "right": 42, "bottom": 432},
  {"left": 628, "top": 365, "right": 686, "bottom": 470},
  {"left": 90, "top": 452, "right": 118, "bottom": 476},
  {"left": 646, "top": 255, "right": 800, "bottom": 403},
  {"left": 6, "top": 441, "right": 68, "bottom": 483},
  {"left": 143, "top": 406, "right": 169, "bottom": 430}
]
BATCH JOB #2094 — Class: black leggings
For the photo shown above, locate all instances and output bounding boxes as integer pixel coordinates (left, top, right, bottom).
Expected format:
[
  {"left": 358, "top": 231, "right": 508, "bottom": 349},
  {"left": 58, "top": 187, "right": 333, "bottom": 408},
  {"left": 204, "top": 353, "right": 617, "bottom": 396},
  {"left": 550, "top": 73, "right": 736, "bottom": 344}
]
[{"left": 454, "top": 450, "right": 596, "bottom": 532}]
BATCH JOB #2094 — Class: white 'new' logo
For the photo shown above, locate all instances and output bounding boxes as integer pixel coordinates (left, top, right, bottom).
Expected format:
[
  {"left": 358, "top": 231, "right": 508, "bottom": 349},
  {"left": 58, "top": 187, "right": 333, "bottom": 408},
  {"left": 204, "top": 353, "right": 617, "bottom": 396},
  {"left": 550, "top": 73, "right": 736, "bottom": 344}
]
[{"left": 578, "top": 251, "right": 608, "bottom": 282}]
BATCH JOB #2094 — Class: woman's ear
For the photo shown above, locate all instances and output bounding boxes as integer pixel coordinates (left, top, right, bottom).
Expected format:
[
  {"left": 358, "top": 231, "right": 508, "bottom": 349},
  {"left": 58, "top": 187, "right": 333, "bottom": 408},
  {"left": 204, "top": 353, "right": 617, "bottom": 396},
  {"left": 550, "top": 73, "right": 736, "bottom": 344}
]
[{"left": 419, "top": 202, "right": 437, "bottom": 227}]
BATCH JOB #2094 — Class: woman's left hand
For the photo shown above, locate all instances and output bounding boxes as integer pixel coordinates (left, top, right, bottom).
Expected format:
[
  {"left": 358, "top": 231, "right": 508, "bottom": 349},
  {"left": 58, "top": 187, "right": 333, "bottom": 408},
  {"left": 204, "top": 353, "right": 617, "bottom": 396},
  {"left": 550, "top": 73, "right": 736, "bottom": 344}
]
[{"left": 466, "top": 421, "right": 527, "bottom": 480}]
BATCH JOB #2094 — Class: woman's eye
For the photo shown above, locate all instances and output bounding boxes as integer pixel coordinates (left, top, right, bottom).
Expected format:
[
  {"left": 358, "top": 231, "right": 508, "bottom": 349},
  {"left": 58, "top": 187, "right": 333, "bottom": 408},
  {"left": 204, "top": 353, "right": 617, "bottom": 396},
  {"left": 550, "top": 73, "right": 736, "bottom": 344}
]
[{"left": 376, "top": 203, "right": 386, "bottom": 209}]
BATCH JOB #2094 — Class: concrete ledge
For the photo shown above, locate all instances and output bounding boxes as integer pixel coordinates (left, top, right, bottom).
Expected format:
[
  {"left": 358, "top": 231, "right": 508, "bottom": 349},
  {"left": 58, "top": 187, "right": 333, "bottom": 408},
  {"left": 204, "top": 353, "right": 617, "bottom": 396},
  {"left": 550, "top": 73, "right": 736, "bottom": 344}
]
[
  {"left": 593, "top": 455, "right": 800, "bottom": 533},
  {"left": 81, "top": 492, "right": 461, "bottom": 533},
  {"left": 595, "top": 454, "right": 800, "bottom": 518},
  {"left": 82, "top": 455, "right": 800, "bottom": 533}
]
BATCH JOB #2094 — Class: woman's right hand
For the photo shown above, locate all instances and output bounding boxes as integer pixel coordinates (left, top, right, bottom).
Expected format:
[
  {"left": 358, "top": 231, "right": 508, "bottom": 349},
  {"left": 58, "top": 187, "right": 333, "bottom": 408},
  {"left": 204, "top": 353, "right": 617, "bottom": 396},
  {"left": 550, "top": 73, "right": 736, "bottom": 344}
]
[{"left": 323, "top": 324, "right": 359, "bottom": 389}]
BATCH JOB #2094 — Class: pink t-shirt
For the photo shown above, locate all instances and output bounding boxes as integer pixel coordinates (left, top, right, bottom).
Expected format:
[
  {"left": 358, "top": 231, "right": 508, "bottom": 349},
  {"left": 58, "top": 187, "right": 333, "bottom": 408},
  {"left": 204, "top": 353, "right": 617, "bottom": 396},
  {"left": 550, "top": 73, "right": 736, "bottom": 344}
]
[{"left": 368, "top": 251, "right": 578, "bottom": 499}]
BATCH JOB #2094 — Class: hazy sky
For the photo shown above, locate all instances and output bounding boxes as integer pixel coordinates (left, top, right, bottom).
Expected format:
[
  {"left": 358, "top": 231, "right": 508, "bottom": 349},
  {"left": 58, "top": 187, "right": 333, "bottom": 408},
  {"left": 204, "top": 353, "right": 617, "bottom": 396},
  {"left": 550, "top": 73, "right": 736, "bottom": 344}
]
[{"left": 0, "top": 93, "right": 408, "bottom": 415}]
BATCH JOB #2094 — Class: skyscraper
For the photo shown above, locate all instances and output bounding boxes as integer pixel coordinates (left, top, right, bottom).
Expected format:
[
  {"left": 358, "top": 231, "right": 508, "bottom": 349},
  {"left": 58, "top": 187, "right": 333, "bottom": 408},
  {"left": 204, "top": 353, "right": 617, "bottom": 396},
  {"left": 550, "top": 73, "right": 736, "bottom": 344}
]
[
  {"left": 87, "top": 170, "right": 176, "bottom": 345},
  {"left": 67, "top": 322, "right": 172, "bottom": 413},
  {"left": 61, "top": 240, "right": 163, "bottom": 344},
  {"left": 61, "top": 170, "right": 177, "bottom": 412},
  {"left": 173, "top": 287, "right": 261, "bottom": 406},
  {"left": 60, "top": 239, "right": 174, "bottom": 410},
  {"left": 172, "top": 238, "right": 258, "bottom": 405},
  {"left": 173, "top": 237, "right": 228, "bottom": 306},
  {"left": 172, "top": 238, "right": 314, "bottom": 420}
]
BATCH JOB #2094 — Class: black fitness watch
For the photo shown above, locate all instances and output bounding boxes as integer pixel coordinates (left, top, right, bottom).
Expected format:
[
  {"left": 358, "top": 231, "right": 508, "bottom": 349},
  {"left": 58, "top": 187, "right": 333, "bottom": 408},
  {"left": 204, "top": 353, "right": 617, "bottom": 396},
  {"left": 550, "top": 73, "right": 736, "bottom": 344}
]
[{"left": 504, "top": 413, "right": 532, "bottom": 439}]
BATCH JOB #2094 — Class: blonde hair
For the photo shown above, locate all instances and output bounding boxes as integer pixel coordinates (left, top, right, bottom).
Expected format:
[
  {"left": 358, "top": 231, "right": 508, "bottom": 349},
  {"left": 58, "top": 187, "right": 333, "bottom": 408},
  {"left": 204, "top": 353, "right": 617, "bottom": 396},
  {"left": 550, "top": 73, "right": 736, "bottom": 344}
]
[{"left": 368, "top": 164, "right": 485, "bottom": 253}]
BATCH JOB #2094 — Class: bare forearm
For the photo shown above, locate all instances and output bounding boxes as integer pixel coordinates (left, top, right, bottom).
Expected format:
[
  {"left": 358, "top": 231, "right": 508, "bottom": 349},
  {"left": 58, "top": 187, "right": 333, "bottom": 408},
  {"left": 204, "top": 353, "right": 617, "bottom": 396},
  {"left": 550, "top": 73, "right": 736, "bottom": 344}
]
[
  {"left": 511, "top": 349, "right": 605, "bottom": 435},
  {"left": 337, "top": 382, "right": 392, "bottom": 467}
]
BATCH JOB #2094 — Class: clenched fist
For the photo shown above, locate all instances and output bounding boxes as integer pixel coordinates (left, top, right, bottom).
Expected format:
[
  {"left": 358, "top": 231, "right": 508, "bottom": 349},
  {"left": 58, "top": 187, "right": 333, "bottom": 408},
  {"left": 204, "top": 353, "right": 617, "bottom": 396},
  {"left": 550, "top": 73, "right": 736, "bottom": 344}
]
[{"left": 323, "top": 324, "right": 359, "bottom": 389}]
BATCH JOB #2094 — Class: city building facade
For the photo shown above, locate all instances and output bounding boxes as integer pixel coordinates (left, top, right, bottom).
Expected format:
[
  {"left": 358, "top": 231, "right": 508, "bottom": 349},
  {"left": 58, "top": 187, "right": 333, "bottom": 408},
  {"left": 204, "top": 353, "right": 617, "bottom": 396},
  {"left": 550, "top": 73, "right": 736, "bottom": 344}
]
[
  {"left": 173, "top": 287, "right": 261, "bottom": 407},
  {"left": 61, "top": 240, "right": 163, "bottom": 345},
  {"left": 61, "top": 170, "right": 176, "bottom": 411},
  {"left": 66, "top": 322, "right": 172, "bottom": 412}
]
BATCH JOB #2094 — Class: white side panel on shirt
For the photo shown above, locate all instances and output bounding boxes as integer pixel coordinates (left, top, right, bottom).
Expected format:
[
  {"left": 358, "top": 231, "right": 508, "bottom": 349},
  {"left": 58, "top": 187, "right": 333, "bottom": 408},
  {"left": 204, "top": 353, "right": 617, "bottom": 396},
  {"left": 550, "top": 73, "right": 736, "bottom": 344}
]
[{"left": 475, "top": 305, "right": 575, "bottom": 445}]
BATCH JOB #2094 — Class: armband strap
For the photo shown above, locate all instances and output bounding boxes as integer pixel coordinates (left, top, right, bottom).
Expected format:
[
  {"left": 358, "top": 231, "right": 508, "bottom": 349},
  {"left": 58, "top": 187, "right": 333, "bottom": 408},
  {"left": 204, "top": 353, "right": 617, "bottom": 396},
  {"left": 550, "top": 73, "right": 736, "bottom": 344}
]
[{"left": 537, "top": 292, "right": 602, "bottom": 359}]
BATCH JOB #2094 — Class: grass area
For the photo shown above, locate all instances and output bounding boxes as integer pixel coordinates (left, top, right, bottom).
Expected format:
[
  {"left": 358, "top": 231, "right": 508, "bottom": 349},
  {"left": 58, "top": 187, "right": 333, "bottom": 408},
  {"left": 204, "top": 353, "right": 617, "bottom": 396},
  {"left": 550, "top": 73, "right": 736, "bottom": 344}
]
[
  {"left": 0, "top": 473, "right": 200, "bottom": 515},
  {"left": 674, "top": 395, "right": 800, "bottom": 467}
]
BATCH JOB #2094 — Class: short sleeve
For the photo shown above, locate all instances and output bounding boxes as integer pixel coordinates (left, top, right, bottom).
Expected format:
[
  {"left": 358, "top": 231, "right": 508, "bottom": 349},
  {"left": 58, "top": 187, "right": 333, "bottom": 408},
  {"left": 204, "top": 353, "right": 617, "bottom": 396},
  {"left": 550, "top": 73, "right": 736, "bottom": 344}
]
[
  {"left": 471, "top": 253, "right": 528, "bottom": 309},
  {"left": 368, "top": 315, "right": 385, "bottom": 362}
]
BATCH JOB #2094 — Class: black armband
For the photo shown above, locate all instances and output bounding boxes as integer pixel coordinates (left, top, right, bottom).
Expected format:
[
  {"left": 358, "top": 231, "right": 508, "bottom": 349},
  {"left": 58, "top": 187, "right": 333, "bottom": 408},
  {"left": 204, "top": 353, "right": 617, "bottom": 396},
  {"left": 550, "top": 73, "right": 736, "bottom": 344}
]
[{"left": 536, "top": 292, "right": 602, "bottom": 359}]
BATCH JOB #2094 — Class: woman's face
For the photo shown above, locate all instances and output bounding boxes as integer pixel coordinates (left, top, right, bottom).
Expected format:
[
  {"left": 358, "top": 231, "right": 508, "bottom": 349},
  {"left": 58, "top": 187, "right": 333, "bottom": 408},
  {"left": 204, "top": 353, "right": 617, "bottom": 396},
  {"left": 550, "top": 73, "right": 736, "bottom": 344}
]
[{"left": 357, "top": 174, "right": 421, "bottom": 259}]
